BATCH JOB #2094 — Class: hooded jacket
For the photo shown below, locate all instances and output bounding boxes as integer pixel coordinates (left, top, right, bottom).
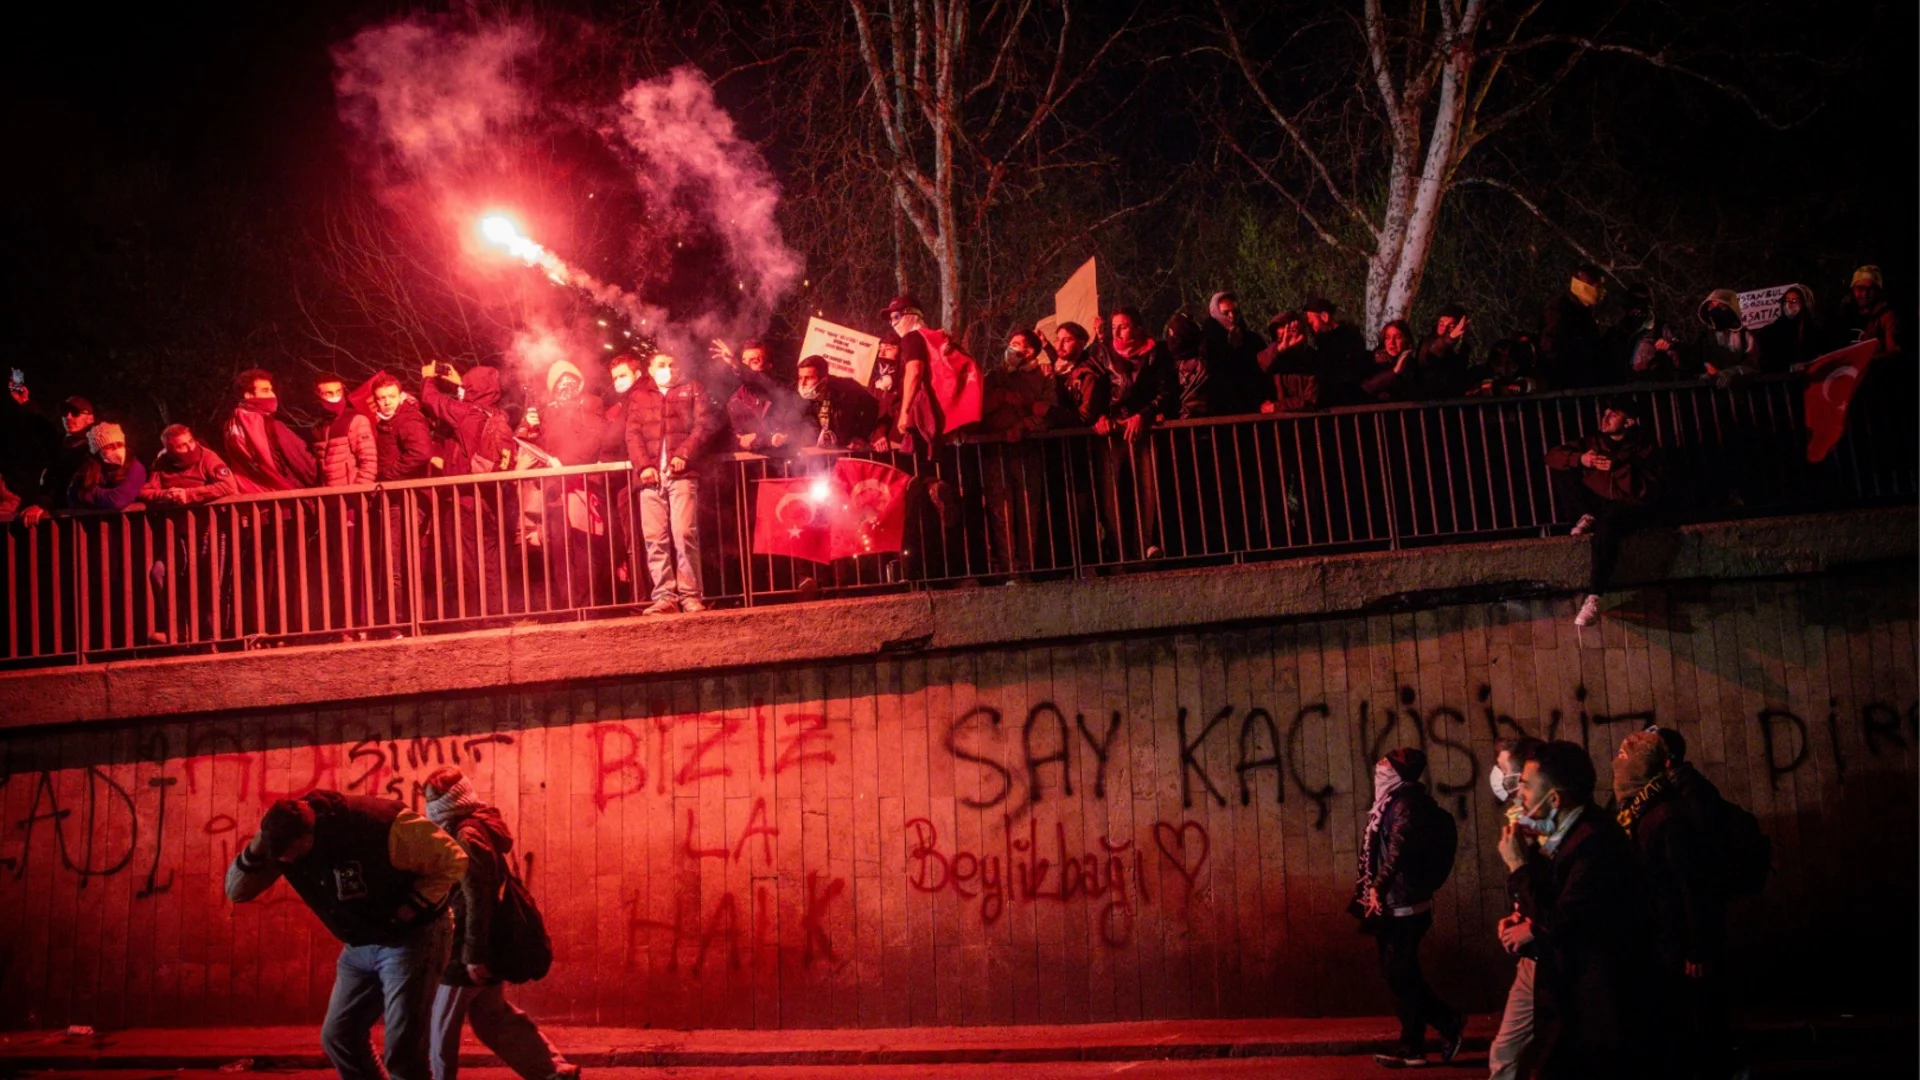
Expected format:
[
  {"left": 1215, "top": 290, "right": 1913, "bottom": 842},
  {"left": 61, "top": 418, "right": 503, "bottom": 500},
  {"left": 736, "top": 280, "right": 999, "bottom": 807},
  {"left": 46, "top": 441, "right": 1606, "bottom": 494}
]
[
  {"left": 142, "top": 444, "right": 238, "bottom": 505},
  {"left": 224, "top": 400, "right": 318, "bottom": 494},
  {"left": 420, "top": 366, "right": 508, "bottom": 475},
  {"left": 526, "top": 361, "right": 605, "bottom": 467},
  {"left": 1546, "top": 426, "right": 1660, "bottom": 506},
  {"left": 1542, "top": 289, "right": 1606, "bottom": 389},
  {"left": 1199, "top": 294, "right": 1269, "bottom": 416},
  {"left": 312, "top": 404, "right": 377, "bottom": 488},
  {"left": 223, "top": 791, "right": 467, "bottom": 948},
  {"left": 439, "top": 805, "right": 515, "bottom": 983},
  {"left": 1693, "top": 290, "right": 1759, "bottom": 377},
  {"left": 373, "top": 396, "right": 434, "bottom": 482},
  {"left": 626, "top": 372, "right": 721, "bottom": 471},
  {"left": 1753, "top": 286, "right": 1821, "bottom": 372}
]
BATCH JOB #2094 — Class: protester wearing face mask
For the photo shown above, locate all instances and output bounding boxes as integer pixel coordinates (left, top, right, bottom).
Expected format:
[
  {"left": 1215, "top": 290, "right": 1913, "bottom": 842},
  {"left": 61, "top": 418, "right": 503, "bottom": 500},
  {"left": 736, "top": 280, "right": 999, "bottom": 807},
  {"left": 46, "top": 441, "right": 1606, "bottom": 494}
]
[
  {"left": 1540, "top": 265, "right": 1609, "bottom": 389},
  {"left": 712, "top": 340, "right": 803, "bottom": 453},
  {"left": 141, "top": 424, "right": 236, "bottom": 644},
  {"left": 793, "top": 355, "right": 878, "bottom": 450},
  {"left": 1497, "top": 740, "right": 1657, "bottom": 1077},
  {"left": 623, "top": 352, "right": 721, "bottom": 615},
  {"left": 1693, "top": 289, "right": 1760, "bottom": 383},
  {"left": 312, "top": 372, "right": 378, "bottom": 487},
  {"left": 223, "top": 369, "right": 317, "bottom": 494},
  {"left": 1349, "top": 748, "right": 1466, "bottom": 1068},
  {"left": 67, "top": 421, "right": 146, "bottom": 511},
  {"left": 519, "top": 359, "right": 605, "bottom": 468},
  {"left": 1755, "top": 285, "right": 1821, "bottom": 373},
  {"left": 1485, "top": 737, "right": 1545, "bottom": 1080}
]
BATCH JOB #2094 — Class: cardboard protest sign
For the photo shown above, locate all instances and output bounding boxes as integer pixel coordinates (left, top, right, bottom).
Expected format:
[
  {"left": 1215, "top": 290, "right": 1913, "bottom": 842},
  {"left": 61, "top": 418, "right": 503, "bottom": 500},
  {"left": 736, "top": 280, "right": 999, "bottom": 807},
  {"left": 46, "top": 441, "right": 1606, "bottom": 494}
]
[
  {"left": 1054, "top": 257, "right": 1100, "bottom": 336},
  {"left": 1737, "top": 284, "right": 1807, "bottom": 330},
  {"left": 800, "top": 317, "right": 881, "bottom": 384}
]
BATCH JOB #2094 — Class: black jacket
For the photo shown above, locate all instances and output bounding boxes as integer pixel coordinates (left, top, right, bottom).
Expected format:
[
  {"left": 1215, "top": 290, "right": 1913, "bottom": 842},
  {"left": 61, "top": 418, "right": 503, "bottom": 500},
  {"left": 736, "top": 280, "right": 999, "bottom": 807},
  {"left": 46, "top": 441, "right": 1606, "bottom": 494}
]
[
  {"left": 1627, "top": 785, "right": 1727, "bottom": 970},
  {"left": 1199, "top": 320, "right": 1269, "bottom": 416},
  {"left": 1099, "top": 340, "right": 1179, "bottom": 424},
  {"left": 227, "top": 791, "right": 466, "bottom": 947},
  {"left": 625, "top": 378, "right": 722, "bottom": 471},
  {"left": 1545, "top": 427, "right": 1660, "bottom": 507},
  {"left": 374, "top": 399, "right": 434, "bottom": 482},
  {"left": 1542, "top": 292, "right": 1606, "bottom": 389},
  {"left": 801, "top": 375, "right": 881, "bottom": 449},
  {"left": 1508, "top": 809, "right": 1657, "bottom": 1075},
  {"left": 1364, "top": 784, "right": 1450, "bottom": 911},
  {"left": 420, "top": 367, "right": 506, "bottom": 476}
]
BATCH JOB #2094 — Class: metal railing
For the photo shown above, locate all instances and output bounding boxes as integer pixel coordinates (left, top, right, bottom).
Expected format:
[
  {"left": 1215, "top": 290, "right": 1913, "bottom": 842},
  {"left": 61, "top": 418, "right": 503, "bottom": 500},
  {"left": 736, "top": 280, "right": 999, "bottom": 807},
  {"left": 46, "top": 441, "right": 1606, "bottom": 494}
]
[{"left": 4, "top": 375, "right": 1911, "bottom": 667}]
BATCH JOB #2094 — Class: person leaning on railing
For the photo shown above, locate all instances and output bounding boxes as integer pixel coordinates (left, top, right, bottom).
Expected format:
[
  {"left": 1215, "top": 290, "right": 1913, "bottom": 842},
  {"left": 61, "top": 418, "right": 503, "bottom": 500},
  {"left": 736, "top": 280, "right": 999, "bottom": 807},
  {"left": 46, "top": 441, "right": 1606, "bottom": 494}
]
[{"left": 67, "top": 422, "right": 146, "bottom": 512}]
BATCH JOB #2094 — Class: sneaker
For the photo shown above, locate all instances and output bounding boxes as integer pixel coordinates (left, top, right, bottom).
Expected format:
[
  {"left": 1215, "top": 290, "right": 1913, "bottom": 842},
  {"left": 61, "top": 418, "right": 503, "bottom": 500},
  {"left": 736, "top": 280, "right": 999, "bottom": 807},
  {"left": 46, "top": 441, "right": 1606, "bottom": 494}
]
[
  {"left": 1574, "top": 593, "right": 1602, "bottom": 627},
  {"left": 1372, "top": 1051, "right": 1426, "bottom": 1068},
  {"left": 1437, "top": 1018, "right": 1466, "bottom": 1062},
  {"left": 1144, "top": 544, "right": 1163, "bottom": 559},
  {"left": 1569, "top": 513, "right": 1597, "bottom": 536},
  {"left": 680, "top": 597, "right": 706, "bottom": 613},
  {"left": 643, "top": 599, "right": 681, "bottom": 616}
]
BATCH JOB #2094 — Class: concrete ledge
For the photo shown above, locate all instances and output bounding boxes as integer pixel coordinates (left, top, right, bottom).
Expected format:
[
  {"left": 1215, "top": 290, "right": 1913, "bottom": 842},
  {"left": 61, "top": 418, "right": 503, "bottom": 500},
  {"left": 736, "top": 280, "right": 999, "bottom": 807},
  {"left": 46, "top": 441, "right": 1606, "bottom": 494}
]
[{"left": 1, "top": 506, "right": 1909, "bottom": 729}]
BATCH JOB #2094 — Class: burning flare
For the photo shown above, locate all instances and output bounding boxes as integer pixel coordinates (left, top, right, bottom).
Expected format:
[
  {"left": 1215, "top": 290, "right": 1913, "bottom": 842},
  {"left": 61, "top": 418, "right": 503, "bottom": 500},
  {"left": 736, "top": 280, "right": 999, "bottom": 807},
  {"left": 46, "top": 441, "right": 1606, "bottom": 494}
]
[{"left": 476, "top": 213, "right": 653, "bottom": 326}]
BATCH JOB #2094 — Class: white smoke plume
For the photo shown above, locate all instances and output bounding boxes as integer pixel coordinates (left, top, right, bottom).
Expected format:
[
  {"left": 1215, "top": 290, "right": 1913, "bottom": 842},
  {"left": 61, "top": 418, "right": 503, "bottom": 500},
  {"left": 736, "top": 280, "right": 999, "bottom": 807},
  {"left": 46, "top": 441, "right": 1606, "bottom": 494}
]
[{"left": 333, "top": 16, "right": 799, "bottom": 393}]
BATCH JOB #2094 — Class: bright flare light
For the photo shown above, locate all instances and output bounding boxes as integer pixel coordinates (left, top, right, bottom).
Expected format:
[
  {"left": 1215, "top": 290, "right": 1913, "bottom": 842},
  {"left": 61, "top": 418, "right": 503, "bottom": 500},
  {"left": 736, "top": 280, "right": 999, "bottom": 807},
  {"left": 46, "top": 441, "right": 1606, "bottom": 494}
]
[{"left": 474, "top": 212, "right": 655, "bottom": 327}]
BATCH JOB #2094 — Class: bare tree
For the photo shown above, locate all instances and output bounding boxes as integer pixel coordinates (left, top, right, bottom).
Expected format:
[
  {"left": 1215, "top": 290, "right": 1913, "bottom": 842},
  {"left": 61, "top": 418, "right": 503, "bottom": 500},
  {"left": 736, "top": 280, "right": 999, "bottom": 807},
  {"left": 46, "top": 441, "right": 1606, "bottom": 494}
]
[{"left": 1214, "top": 0, "right": 1816, "bottom": 337}]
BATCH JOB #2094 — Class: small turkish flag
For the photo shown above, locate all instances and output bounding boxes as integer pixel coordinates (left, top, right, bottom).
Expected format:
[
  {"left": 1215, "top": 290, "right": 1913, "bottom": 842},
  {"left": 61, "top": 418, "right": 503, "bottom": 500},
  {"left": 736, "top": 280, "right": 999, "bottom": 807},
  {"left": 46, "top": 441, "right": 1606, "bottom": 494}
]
[
  {"left": 751, "top": 476, "right": 835, "bottom": 563},
  {"left": 829, "top": 457, "right": 912, "bottom": 557},
  {"left": 1803, "top": 338, "right": 1878, "bottom": 462}
]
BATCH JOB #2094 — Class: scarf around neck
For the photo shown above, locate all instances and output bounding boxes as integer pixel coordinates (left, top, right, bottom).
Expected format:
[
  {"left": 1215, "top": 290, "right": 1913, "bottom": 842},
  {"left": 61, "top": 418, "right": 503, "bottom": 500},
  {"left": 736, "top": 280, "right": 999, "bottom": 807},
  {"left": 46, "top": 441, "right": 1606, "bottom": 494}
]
[{"left": 425, "top": 777, "right": 484, "bottom": 829}]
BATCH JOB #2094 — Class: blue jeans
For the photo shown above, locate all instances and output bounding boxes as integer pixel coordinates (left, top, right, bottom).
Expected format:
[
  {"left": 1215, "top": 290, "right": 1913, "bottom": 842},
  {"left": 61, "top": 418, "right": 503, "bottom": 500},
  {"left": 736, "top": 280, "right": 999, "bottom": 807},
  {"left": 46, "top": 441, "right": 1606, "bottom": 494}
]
[
  {"left": 322, "top": 914, "right": 453, "bottom": 1080},
  {"left": 640, "top": 476, "right": 701, "bottom": 602}
]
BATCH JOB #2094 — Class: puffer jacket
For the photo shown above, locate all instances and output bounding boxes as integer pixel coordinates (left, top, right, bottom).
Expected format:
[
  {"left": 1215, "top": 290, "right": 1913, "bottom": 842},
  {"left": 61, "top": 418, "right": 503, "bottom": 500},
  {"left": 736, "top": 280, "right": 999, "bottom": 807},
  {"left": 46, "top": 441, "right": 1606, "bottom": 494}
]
[
  {"left": 625, "top": 377, "right": 722, "bottom": 472},
  {"left": 1546, "top": 426, "right": 1661, "bottom": 506},
  {"left": 312, "top": 406, "right": 377, "bottom": 487}
]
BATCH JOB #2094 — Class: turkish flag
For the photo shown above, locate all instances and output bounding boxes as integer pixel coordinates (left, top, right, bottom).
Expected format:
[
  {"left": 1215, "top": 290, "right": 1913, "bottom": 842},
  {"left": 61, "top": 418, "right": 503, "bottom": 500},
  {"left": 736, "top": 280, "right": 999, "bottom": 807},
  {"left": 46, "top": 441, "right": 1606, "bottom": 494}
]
[
  {"left": 1803, "top": 338, "right": 1878, "bottom": 462},
  {"left": 751, "top": 476, "right": 835, "bottom": 563},
  {"left": 829, "top": 457, "right": 912, "bottom": 558},
  {"left": 914, "top": 328, "right": 984, "bottom": 433}
]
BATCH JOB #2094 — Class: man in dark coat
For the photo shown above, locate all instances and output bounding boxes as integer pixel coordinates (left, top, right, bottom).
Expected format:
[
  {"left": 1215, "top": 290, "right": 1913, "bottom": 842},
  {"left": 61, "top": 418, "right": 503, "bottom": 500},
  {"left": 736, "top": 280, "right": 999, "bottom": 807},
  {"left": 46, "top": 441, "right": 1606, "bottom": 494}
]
[
  {"left": 624, "top": 351, "right": 722, "bottom": 614},
  {"left": 1540, "top": 265, "right": 1609, "bottom": 389},
  {"left": 370, "top": 373, "right": 434, "bottom": 626},
  {"left": 1498, "top": 740, "right": 1657, "bottom": 1078},
  {"left": 1302, "top": 297, "right": 1369, "bottom": 404},
  {"left": 422, "top": 768, "right": 577, "bottom": 1080},
  {"left": 1199, "top": 290, "right": 1269, "bottom": 415},
  {"left": 226, "top": 791, "right": 467, "bottom": 1080},
  {"left": 1351, "top": 747, "right": 1465, "bottom": 1067},
  {"left": 795, "top": 355, "right": 879, "bottom": 449},
  {"left": 1616, "top": 729, "right": 1732, "bottom": 1078},
  {"left": 1546, "top": 397, "right": 1660, "bottom": 627},
  {"left": 419, "top": 363, "right": 514, "bottom": 616}
]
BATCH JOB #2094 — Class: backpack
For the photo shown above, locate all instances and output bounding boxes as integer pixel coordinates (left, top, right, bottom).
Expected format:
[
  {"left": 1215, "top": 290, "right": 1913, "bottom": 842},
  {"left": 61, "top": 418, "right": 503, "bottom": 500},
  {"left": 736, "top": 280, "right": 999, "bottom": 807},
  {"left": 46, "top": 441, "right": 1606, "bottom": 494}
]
[
  {"left": 1403, "top": 792, "right": 1459, "bottom": 895},
  {"left": 1716, "top": 798, "right": 1772, "bottom": 896},
  {"left": 467, "top": 407, "right": 516, "bottom": 475},
  {"left": 471, "top": 836, "right": 553, "bottom": 983}
]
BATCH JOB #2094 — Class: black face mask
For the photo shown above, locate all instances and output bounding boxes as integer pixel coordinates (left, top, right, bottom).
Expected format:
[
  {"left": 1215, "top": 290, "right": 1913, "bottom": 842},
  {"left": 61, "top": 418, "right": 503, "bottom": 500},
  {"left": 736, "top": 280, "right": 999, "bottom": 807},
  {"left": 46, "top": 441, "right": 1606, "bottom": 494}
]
[
  {"left": 1708, "top": 306, "right": 1742, "bottom": 332},
  {"left": 320, "top": 398, "right": 346, "bottom": 416}
]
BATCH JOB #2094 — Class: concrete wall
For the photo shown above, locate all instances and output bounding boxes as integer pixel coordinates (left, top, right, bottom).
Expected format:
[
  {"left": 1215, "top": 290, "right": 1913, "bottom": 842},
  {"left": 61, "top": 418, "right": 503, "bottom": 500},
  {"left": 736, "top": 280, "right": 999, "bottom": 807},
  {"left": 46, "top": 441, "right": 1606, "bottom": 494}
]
[{"left": 2, "top": 567, "right": 1914, "bottom": 1030}]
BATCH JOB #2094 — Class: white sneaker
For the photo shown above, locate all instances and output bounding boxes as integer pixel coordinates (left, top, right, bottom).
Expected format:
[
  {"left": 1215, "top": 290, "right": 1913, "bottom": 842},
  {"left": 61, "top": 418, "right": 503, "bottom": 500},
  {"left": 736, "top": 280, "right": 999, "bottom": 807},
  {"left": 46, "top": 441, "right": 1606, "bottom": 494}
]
[
  {"left": 1574, "top": 593, "right": 1602, "bottom": 626},
  {"left": 1570, "top": 513, "right": 1597, "bottom": 536}
]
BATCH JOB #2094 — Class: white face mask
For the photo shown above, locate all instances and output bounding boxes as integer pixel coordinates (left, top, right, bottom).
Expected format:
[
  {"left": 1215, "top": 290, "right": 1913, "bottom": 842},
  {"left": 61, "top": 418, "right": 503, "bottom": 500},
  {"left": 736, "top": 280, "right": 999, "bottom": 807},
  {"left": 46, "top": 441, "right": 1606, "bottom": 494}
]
[
  {"left": 1516, "top": 787, "right": 1558, "bottom": 833},
  {"left": 651, "top": 367, "right": 672, "bottom": 390},
  {"left": 1488, "top": 764, "right": 1519, "bottom": 803},
  {"left": 612, "top": 373, "right": 636, "bottom": 394},
  {"left": 1372, "top": 760, "right": 1400, "bottom": 799}
]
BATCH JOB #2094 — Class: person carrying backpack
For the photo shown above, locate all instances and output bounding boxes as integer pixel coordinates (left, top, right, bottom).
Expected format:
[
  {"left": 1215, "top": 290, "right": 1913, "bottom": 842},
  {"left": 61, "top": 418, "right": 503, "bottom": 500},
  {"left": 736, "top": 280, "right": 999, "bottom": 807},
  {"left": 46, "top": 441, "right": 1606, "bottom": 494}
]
[
  {"left": 420, "top": 364, "right": 516, "bottom": 617},
  {"left": 421, "top": 768, "right": 576, "bottom": 1080},
  {"left": 1349, "top": 747, "right": 1466, "bottom": 1068}
]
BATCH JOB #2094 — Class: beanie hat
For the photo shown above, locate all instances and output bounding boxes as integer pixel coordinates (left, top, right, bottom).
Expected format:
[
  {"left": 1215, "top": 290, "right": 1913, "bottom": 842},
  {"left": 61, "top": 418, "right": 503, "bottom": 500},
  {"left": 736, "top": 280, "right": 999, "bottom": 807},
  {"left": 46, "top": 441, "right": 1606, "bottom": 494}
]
[
  {"left": 1384, "top": 746, "right": 1427, "bottom": 784},
  {"left": 545, "top": 359, "right": 586, "bottom": 394},
  {"left": 1851, "top": 265, "right": 1883, "bottom": 289},
  {"left": 1647, "top": 724, "right": 1687, "bottom": 764},
  {"left": 87, "top": 422, "right": 126, "bottom": 454}
]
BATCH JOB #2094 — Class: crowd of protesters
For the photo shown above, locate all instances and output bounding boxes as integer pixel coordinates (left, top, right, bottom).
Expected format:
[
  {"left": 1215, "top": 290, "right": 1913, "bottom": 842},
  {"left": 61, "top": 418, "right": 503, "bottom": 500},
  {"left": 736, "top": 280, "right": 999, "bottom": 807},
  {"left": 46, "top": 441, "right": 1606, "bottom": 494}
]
[
  {"left": 0, "top": 265, "right": 1906, "bottom": 641},
  {"left": 1355, "top": 726, "right": 1765, "bottom": 1076}
]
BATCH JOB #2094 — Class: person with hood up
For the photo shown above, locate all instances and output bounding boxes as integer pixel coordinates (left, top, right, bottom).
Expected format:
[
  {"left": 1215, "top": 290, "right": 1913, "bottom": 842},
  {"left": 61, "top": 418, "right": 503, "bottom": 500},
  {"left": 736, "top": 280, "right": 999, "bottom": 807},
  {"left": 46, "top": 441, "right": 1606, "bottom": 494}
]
[
  {"left": 1545, "top": 396, "right": 1660, "bottom": 627},
  {"left": 1692, "top": 289, "right": 1760, "bottom": 383},
  {"left": 224, "top": 369, "right": 318, "bottom": 494},
  {"left": 141, "top": 424, "right": 236, "bottom": 644},
  {"left": 1199, "top": 290, "right": 1268, "bottom": 415},
  {"left": 1350, "top": 747, "right": 1466, "bottom": 1068},
  {"left": 420, "top": 362, "right": 515, "bottom": 616},
  {"left": 1092, "top": 307, "right": 1176, "bottom": 562},
  {"left": 1496, "top": 741, "right": 1658, "bottom": 1078},
  {"left": 1612, "top": 729, "right": 1731, "bottom": 1079},
  {"left": 313, "top": 372, "right": 378, "bottom": 487},
  {"left": 1540, "top": 265, "right": 1609, "bottom": 389},
  {"left": 518, "top": 359, "right": 605, "bottom": 467},
  {"left": 1754, "top": 285, "right": 1821, "bottom": 373},
  {"left": 421, "top": 768, "right": 578, "bottom": 1080},
  {"left": 624, "top": 351, "right": 721, "bottom": 615},
  {"left": 67, "top": 421, "right": 147, "bottom": 511}
]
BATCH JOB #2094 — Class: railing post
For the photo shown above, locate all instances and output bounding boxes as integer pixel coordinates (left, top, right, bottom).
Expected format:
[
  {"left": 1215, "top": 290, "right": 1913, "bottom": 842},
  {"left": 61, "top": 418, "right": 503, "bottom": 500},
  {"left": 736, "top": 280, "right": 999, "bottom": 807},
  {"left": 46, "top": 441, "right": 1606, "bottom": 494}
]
[{"left": 1374, "top": 411, "right": 1401, "bottom": 551}]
